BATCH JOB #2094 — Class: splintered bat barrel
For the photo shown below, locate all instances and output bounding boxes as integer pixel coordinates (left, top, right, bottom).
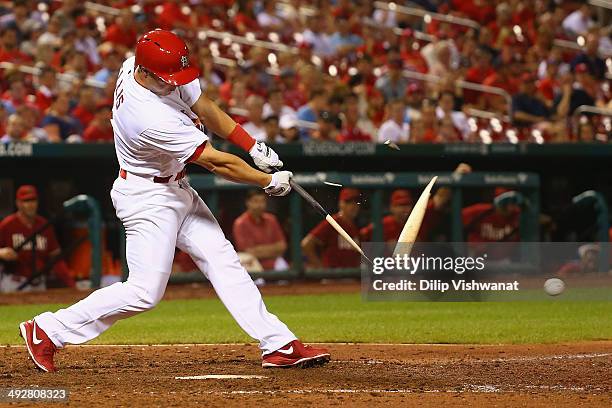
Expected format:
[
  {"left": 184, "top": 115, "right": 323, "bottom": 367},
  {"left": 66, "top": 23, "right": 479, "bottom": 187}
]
[{"left": 393, "top": 176, "right": 438, "bottom": 257}]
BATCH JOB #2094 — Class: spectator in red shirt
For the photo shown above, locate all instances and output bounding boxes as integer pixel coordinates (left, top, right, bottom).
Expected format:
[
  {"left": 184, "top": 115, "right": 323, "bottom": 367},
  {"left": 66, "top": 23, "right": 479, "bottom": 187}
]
[
  {"left": 83, "top": 100, "right": 113, "bottom": 143},
  {"left": 436, "top": 91, "right": 470, "bottom": 140},
  {"left": 417, "top": 99, "right": 440, "bottom": 143},
  {"left": 16, "top": 105, "right": 47, "bottom": 142},
  {"left": 0, "top": 103, "right": 7, "bottom": 136},
  {"left": 0, "top": 185, "right": 74, "bottom": 292},
  {"left": 104, "top": 9, "right": 137, "bottom": 52},
  {"left": 71, "top": 87, "right": 98, "bottom": 129},
  {"left": 482, "top": 57, "right": 521, "bottom": 113},
  {"left": 301, "top": 188, "right": 362, "bottom": 269},
  {"left": 438, "top": 117, "right": 463, "bottom": 143},
  {"left": 233, "top": 0, "right": 259, "bottom": 34},
  {"left": 60, "top": 49, "right": 90, "bottom": 79},
  {"left": 0, "top": 26, "right": 31, "bottom": 64},
  {"left": 487, "top": 2, "right": 514, "bottom": 50},
  {"left": 463, "top": 48, "right": 495, "bottom": 106},
  {"left": 232, "top": 190, "right": 288, "bottom": 271},
  {"left": 451, "top": 0, "right": 495, "bottom": 25},
  {"left": 399, "top": 29, "right": 428, "bottom": 74},
  {"left": 157, "top": 0, "right": 192, "bottom": 31},
  {"left": 34, "top": 66, "right": 58, "bottom": 112},
  {"left": 279, "top": 67, "right": 306, "bottom": 110},
  {"left": 337, "top": 93, "right": 372, "bottom": 142},
  {"left": 483, "top": 55, "right": 521, "bottom": 95},
  {"left": 344, "top": 53, "right": 376, "bottom": 90},
  {"left": 537, "top": 60, "right": 561, "bottom": 103}
]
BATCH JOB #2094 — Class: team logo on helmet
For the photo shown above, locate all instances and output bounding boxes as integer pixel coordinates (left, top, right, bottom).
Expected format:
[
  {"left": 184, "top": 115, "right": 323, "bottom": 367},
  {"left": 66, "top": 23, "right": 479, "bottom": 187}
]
[{"left": 180, "top": 55, "right": 189, "bottom": 68}]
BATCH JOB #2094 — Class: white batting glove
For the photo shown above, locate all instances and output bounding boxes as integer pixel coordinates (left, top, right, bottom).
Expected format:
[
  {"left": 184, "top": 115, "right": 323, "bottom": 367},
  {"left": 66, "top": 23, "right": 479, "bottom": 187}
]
[
  {"left": 264, "top": 171, "right": 293, "bottom": 196},
  {"left": 249, "top": 141, "right": 283, "bottom": 173}
]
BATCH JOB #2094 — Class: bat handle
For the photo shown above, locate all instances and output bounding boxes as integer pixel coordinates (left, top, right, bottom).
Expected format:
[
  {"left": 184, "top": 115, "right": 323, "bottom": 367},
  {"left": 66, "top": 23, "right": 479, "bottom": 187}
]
[
  {"left": 289, "top": 179, "right": 328, "bottom": 217},
  {"left": 273, "top": 167, "right": 328, "bottom": 218}
]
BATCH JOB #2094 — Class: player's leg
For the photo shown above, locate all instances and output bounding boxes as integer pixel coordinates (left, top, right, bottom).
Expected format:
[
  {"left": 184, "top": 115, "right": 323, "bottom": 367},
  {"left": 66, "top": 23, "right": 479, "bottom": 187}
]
[
  {"left": 176, "top": 189, "right": 297, "bottom": 354},
  {"left": 32, "top": 186, "right": 182, "bottom": 348}
]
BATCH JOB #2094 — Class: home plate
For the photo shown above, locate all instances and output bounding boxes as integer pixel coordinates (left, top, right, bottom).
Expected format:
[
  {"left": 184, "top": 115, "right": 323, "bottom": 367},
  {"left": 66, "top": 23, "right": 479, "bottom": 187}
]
[{"left": 175, "top": 375, "right": 268, "bottom": 380}]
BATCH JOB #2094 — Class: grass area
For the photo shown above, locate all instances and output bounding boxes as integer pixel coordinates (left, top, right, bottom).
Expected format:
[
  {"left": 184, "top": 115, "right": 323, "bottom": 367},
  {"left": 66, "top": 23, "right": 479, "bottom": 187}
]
[{"left": 1, "top": 293, "right": 611, "bottom": 345}]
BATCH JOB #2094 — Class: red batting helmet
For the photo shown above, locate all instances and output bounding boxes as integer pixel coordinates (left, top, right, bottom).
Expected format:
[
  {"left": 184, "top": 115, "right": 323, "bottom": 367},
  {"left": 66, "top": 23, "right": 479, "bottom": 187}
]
[{"left": 135, "top": 29, "right": 199, "bottom": 86}]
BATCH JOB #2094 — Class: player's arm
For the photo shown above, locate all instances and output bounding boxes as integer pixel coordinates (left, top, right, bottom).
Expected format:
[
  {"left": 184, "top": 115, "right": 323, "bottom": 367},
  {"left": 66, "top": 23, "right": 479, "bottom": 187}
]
[
  {"left": 432, "top": 163, "right": 472, "bottom": 209},
  {"left": 301, "top": 234, "right": 323, "bottom": 268},
  {"left": 190, "top": 93, "right": 237, "bottom": 139},
  {"left": 247, "top": 241, "right": 287, "bottom": 259},
  {"left": 193, "top": 142, "right": 292, "bottom": 196},
  {"left": 0, "top": 247, "right": 18, "bottom": 261},
  {"left": 191, "top": 93, "right": 282, "bottom": 173},
  {"left": 0, "top": 225, "right": 16, "bottom": 260}
]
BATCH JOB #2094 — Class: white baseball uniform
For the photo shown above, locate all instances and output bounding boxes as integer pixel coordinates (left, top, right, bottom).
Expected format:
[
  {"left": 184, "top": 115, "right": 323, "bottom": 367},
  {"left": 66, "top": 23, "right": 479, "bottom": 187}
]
[{"left": 35, "top": 57, "right": 297, "bottom": 353}]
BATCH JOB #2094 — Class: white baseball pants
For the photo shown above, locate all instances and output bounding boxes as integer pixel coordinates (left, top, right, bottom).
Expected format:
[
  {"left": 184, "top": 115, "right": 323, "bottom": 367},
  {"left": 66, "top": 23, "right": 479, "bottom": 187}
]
[{"left": 35, "top": 174, "right": 296, "bottom": 354}]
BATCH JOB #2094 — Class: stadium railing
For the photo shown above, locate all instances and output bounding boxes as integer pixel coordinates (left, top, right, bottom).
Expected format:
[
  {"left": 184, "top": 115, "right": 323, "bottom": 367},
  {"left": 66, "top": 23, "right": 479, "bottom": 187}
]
[
  {"left": 0, "top": 62, "right": 106, "bottom": 89},
  {"left": 373, "top": 1, "right": 480, "bottom": 30},
  {"left": 374, "top": 1, "right": 609, "bottom": 56},
  {"left": 401, "top": 69, "right": 513, "bottom": 117}
]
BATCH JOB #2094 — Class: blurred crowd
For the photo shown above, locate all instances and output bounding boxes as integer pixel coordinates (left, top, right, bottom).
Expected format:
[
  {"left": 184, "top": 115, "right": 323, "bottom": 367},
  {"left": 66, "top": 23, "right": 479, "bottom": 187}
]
[{"left": 0, "top": 0, "right": 610, "bottom": 145}]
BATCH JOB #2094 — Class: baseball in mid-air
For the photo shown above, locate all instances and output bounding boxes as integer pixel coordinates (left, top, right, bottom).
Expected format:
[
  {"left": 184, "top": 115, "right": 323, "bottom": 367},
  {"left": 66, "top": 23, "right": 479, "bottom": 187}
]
[{"left": 543, "top": 278, "right": 565, "bottom": 296}]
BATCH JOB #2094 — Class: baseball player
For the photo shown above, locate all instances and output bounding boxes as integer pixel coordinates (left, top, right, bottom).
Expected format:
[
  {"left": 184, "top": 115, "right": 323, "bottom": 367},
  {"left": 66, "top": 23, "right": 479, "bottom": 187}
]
[{"left": 19, "top": 29, "right": 330, "bottom": 372}]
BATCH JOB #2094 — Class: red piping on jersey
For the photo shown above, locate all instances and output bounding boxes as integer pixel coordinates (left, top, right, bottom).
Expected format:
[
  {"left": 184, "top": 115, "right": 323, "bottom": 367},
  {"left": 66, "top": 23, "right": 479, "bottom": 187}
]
[{"left": 186, "top": 141, "right": 207, "bottom": 163}]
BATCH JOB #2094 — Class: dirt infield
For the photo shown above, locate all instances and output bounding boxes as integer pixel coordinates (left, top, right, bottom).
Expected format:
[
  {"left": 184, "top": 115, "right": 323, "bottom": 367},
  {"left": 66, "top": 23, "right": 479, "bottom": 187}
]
[
  {"left": 2, "top": 282, "right": 611, "bottom": 406},
  {"left": 1, "top": 342, "right": 610, "bottom": 407}
]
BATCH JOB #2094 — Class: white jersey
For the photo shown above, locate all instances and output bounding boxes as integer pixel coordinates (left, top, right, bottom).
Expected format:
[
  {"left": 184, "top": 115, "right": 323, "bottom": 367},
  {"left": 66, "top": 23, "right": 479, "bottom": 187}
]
[{"left": 111, "top": 57, "right": 207, "bottom": 177}]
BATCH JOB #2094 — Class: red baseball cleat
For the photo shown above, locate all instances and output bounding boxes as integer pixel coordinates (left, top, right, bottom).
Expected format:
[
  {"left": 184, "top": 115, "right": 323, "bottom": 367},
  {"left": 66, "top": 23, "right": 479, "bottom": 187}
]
[
  {"left": 19, "top": 320, "right": 57, "bottom": 372},
  {"left": 262, "top": 340, "right": 330, "bottom": 368}
]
